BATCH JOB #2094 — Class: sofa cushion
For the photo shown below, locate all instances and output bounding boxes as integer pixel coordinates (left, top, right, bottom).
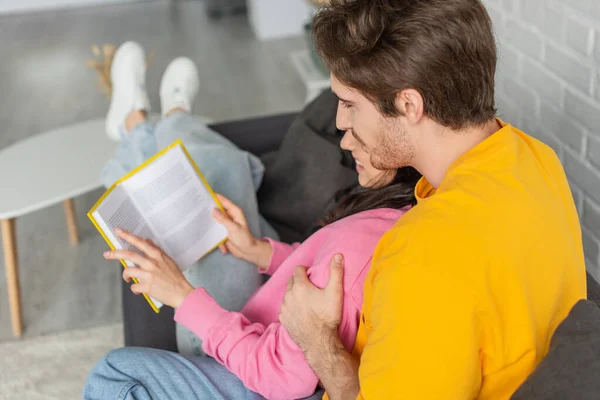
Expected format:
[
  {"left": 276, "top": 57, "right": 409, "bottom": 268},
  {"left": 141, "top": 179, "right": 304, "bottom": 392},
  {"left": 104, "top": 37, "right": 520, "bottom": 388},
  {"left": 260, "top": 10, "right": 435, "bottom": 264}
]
[
  {"left": 511, "top": 299, "right": 600, "bottom": 400},
  {"left": 257, "top": 90, "right": 358, "bottom": 243}
]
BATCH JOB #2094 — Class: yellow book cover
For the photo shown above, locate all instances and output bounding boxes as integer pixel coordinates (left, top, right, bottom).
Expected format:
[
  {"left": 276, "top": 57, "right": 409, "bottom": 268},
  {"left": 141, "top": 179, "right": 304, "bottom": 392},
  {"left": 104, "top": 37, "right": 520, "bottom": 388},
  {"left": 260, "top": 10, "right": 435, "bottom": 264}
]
[{"left": 88, "top": 140, "right": 227, "bottom": 312}]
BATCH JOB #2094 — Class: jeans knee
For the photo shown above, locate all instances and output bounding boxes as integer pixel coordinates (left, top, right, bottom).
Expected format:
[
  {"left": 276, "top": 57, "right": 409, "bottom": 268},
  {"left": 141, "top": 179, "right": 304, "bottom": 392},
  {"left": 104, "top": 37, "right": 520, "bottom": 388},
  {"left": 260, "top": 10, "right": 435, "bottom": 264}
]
[
  {"left": 84, "top": 348, "right": 146, "bottom": 400},
  {"left": 105, "top": 347, "right": 136, "bottom": 369}
]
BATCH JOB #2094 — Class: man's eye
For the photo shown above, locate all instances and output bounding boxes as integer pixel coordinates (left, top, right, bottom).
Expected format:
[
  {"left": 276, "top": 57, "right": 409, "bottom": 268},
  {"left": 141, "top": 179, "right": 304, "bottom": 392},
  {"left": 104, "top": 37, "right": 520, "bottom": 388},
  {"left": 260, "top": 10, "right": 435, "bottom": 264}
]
[{"left": 340, "top": 101, "right": 352, "bottom": 109}]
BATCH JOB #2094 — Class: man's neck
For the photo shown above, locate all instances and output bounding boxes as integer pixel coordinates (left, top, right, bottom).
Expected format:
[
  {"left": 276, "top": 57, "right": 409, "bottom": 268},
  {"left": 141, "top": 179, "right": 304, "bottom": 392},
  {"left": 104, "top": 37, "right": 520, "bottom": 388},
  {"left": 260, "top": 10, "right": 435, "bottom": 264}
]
[{"left": 413, "top": 119, "right": 501, "bottom": 189}]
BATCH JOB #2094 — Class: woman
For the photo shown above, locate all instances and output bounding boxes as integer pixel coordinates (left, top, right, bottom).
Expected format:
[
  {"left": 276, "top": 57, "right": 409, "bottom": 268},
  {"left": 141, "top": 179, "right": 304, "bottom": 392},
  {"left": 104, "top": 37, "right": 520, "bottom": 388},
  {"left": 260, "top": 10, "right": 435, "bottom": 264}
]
[
  {"left": 85, "top": 42, "right": 420, "bottom": 400},
  {"left": 100, "top": 41, "right": 278, "bottom": 356}
]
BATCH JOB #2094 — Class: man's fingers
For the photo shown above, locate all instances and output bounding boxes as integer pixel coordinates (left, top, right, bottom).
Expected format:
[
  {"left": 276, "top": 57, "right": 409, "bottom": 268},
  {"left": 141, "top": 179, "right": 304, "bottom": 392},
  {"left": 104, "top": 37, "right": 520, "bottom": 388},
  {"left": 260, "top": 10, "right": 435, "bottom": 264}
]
[
  {"left": 285, "top": 276, "right": 294, "bottom": 294},
  {"left": 115, "top": 229, "right": 161, "bottom": 259},
  {"left": 292, "top": 266, "right": 310, "bottom": 284},
  {"left": 325, "top": 254, "right": 345, "bottom": 293}
]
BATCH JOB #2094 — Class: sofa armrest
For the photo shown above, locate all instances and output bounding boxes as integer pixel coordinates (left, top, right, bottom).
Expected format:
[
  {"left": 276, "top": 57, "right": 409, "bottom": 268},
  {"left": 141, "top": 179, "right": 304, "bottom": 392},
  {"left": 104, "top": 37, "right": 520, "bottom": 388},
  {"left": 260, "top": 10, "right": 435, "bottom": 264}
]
[{"left": 208, "top": 112, "right": 298, "bottom": 156}]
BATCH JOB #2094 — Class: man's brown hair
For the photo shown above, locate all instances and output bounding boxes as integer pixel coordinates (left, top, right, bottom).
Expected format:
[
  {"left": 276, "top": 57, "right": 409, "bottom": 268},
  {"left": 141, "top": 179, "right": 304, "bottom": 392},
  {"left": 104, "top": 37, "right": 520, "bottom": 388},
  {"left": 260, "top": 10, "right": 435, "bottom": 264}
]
[{"left": 313, "top": 0, "right": 497, "bottom": 129}]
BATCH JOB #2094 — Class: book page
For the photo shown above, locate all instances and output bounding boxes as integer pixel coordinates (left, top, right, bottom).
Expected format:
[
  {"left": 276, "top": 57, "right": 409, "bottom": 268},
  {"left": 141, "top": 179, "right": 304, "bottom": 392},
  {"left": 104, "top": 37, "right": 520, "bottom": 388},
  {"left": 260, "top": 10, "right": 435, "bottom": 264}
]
[
  {"left": 121, "top": 144, "right": 227, "bottom": 269},
  {"left": 91, "top": 185, "right": 163, "bottom": 309}
]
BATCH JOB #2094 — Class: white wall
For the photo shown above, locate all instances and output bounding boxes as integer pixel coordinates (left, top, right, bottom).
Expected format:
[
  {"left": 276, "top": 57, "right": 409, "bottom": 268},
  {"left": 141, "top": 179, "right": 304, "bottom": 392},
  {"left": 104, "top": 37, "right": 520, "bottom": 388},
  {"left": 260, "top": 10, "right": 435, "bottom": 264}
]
[
  {"left": 0, "top": 0, "right": 144, "bottom": 14},
  {"left": 482, "top": 0, "right": 600, "bottom": 280}
]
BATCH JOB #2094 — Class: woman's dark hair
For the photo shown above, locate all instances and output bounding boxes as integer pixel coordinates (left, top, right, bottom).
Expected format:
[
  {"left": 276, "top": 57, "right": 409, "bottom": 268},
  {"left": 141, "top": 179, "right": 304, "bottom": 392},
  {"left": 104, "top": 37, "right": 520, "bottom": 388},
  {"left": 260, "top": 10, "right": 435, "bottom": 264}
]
[{"left": 319, "top": 166, "right": 421, "bottom": 226}]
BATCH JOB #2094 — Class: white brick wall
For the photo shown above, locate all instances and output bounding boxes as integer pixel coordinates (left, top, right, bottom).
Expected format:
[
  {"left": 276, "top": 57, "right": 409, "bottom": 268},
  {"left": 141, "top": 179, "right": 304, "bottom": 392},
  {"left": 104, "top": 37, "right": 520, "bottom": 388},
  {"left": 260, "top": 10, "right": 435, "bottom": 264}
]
[{"left": 482, "top": 0, "right": 600, "bottom": 281}]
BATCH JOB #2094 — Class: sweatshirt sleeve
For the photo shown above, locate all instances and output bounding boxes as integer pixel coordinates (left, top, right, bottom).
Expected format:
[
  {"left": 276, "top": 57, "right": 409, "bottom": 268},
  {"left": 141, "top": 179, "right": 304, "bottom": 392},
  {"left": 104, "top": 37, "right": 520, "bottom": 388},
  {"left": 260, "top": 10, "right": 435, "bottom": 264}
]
[
  {"left": 262, "top": 238, "right": 300, "bottom": 275},
  {"left": 174, "top": 262, "right": 365, "bottom": 400},
  {"left": 174, "top": 288, "right": 318, "bottom": 400}
]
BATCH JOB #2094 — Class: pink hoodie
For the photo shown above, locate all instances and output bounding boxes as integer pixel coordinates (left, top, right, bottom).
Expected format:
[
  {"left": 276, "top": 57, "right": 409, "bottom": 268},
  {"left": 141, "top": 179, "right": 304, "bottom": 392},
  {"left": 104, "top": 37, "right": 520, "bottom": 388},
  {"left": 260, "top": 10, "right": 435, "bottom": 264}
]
[{"left": 174, "top": 208, "right": 407, "bottom": 399}]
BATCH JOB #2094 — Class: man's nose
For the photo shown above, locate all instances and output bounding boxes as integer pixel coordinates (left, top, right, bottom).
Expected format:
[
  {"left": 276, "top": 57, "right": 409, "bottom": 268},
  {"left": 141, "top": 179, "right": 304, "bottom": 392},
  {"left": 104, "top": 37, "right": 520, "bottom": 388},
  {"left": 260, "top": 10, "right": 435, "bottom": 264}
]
[{"left": 336, "top": 102, "right": 351, "bottom": 131}]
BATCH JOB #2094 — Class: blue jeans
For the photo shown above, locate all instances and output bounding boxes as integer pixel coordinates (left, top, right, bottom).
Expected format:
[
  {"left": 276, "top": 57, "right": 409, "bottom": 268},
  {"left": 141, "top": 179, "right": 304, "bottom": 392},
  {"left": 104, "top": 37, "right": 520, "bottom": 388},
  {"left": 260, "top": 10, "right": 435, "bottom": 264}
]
[
  {"left": 84, "top": 347, "right": 324, "bottom": 400},
  {"left": 101, "top": 113, "right": 279, "bottom": 356}
]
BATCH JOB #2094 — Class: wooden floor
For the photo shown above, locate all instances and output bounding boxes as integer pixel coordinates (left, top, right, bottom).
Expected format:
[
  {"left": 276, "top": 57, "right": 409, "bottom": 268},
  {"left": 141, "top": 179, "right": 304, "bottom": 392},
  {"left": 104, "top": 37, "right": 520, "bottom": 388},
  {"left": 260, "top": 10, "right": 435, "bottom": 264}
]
[{"left": 0, "top": 0, "right": 306, "bottom": 342}]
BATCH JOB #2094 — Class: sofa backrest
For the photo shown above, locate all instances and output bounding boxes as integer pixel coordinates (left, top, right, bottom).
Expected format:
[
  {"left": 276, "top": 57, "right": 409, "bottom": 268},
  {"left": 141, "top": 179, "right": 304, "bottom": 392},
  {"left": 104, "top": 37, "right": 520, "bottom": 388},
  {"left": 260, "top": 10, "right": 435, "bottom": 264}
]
[
  {"left": 587, "top": 272, "right": 600, "bottom": 307},
  {"left": 512, "top": 273, "right": 600, "bottom": 399},
  {"left": 512, "top": 299, "right": 600, "bottom": 400},
  {"left": 257, "top": 90, "right": 358, "bottom": 243}
]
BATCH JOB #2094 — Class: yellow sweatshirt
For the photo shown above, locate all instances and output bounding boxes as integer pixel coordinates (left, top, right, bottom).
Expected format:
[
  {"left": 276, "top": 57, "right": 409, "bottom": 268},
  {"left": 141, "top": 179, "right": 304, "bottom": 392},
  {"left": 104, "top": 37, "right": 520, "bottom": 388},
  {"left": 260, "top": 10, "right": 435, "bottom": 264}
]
[{"left": 349, "top": 121, "right": 586, "bottom": 399}]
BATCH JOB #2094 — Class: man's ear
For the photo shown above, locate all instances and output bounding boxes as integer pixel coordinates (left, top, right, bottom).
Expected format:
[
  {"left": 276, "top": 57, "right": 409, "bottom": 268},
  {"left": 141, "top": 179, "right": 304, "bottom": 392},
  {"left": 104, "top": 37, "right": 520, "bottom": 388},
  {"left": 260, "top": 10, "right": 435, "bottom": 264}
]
[{"left": 395, "top": 89, "right": 424, "bottom": 124}]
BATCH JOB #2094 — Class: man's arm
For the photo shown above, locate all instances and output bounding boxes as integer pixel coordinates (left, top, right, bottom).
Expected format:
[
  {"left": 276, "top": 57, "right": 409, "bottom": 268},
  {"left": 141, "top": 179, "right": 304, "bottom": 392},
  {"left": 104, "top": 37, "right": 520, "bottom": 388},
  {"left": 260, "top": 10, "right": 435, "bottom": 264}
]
[
  {"left": 304, "top": 330, "right": 360, "bottom": 400},
  {"left": 281, "top": 253, "right": 483, "bottom": 399},
  {"left": 280, "top": 255, "right": 361, "bottom": 400}
]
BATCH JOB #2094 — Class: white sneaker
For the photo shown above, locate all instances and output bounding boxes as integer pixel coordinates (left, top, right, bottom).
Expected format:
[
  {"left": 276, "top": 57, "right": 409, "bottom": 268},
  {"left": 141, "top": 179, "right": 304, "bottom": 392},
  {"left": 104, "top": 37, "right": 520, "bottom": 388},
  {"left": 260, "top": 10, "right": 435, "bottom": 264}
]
[
  {"left": 106, "top": 41, "right": 151, "bottom": 141},
  {"left": 159, "top": 57, "right": 199, "bottom": 116}
]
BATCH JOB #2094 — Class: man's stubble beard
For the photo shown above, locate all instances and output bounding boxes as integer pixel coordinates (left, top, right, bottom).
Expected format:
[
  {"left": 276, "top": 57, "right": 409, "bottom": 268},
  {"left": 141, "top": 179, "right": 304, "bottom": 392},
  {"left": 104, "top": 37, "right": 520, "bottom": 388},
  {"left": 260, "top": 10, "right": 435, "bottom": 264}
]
[{"left": 370, "top": 116, "right": 415, "bottom": 171}]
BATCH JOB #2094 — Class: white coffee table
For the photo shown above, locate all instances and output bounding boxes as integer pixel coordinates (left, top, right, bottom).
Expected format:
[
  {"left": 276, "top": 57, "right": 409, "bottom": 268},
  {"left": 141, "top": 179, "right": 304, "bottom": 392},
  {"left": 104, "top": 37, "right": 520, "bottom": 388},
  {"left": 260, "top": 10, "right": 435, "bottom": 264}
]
[{"left": 0, "top": 119, "right": 116, "bottom": 337}]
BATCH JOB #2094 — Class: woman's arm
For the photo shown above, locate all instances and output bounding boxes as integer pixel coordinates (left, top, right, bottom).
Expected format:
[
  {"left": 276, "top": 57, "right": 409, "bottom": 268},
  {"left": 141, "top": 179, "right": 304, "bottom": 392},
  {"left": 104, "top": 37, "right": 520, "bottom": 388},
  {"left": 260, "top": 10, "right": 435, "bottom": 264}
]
[
  {"left": 104, "top": 229, "right": 363, "bottom": 400},
  {"left": 174, "top": 250, "right": 363, "bottom": 400},
  {"left": 175, "top": 288, "right": 316, "bottom": 399},
  {"left": 262, "top": 238, "right": 300, "bottom": 275},
  {"left": 212, "top": 194, "right": 301, "bottom": 274},
  {"left": 210, "top": 194, "right": 278, "bottom": 271},
  {"left": 174, "top": 281, "right": 361, "bottom": 400}
]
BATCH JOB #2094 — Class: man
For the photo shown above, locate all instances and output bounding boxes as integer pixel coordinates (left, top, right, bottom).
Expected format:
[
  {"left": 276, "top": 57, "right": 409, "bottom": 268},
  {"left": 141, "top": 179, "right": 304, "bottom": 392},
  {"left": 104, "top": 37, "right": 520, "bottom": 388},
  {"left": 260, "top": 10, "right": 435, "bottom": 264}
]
[{"left": 280, "top": 0, "right": 587, "bottom": 399}]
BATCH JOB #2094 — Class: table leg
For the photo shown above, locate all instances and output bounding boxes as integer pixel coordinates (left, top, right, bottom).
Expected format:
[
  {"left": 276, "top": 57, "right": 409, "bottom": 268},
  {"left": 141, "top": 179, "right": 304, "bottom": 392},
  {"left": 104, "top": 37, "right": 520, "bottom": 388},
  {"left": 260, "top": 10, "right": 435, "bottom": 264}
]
[
  {"left": 63, "top": 199, "right": 79, "bottom": 247},
  {"left": 1, "top": 218, "right": 22, "bottom": 337}
]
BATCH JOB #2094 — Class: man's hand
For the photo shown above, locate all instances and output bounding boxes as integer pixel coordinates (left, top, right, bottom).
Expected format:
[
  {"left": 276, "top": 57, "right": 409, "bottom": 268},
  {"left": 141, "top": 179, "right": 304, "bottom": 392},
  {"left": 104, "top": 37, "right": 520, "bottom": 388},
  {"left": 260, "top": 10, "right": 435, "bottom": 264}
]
[
  {"left": 280, "top": 254, "right": 345, "bottom": 354},
  {"left": 280, "top": 254, "right": 361, "bottom": 399},
  {"left": 103, "top": 229, "right": 194, "bottom": 309}
]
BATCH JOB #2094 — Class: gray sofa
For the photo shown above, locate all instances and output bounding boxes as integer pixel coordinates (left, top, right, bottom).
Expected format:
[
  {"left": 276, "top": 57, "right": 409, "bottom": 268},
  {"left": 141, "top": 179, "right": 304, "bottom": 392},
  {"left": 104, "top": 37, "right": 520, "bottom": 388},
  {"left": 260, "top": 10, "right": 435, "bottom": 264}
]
[{"left": 121, "top": 91, "right": 600, "bottom": 399}]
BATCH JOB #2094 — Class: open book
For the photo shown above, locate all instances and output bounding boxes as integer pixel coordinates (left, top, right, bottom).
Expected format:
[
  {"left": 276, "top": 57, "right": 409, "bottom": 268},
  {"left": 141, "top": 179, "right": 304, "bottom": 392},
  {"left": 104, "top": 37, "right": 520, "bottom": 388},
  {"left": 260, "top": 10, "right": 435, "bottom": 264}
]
[{"left": 88, "top": 140, "right": 227, "bottom": 312}]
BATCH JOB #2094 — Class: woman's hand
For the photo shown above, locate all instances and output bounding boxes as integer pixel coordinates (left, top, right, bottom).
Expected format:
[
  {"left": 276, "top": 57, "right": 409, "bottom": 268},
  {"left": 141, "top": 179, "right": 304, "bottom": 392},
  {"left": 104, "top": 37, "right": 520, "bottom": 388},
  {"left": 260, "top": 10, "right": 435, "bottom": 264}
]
[
  {"left": 103, "top": 229, "right": 195, "bottom": 309},
  {"left": 212, "top": 194, "right": 273, "bottom": 271}
]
